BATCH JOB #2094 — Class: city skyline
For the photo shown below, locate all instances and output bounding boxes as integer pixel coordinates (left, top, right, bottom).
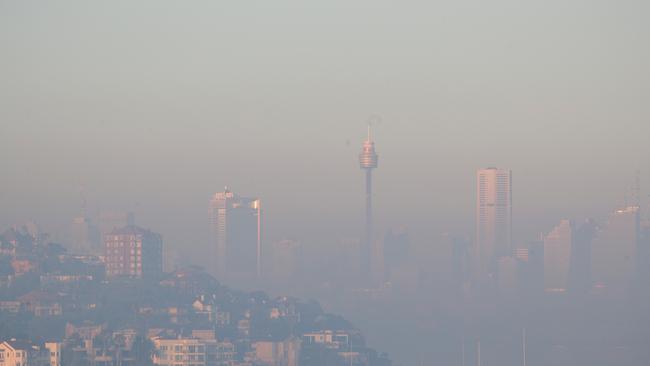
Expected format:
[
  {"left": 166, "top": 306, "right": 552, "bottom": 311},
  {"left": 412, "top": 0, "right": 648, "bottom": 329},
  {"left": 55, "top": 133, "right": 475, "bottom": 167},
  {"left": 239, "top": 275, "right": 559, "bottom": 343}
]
[
  {"left": 2, "top": 1, "right": 650, "bottom": 365},
  {"left": 3, "top": 1, "right": 650, "bottom": 259},
  {"left": 2, "top": 157, "right": 647, "bottom": 365}
]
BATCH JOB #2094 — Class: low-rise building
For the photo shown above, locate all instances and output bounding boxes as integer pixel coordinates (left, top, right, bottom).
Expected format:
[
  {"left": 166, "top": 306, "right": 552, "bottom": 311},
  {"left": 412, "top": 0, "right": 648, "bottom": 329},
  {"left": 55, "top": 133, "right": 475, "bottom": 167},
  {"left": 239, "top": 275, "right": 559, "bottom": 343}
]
[
  {"left": 302, "top": 330, "right": 350, "bottom": 350},
  {"left": 0, "top": 340, "right": 61, "bottom": 366},
  {"left": 0, "top": 301, "right": 21, "bottom": 313},
  {"left": 252, "top": 338, "right": 300, "bottom": 366},
  {"left": 0, "top": 340, "right": 31, "bottom": 366},
  {"left": 151, "top": 337, "right": 235, "bottom": 366},
  {"left": 17, "top": 291, "right": 62, "bottom": 317}
]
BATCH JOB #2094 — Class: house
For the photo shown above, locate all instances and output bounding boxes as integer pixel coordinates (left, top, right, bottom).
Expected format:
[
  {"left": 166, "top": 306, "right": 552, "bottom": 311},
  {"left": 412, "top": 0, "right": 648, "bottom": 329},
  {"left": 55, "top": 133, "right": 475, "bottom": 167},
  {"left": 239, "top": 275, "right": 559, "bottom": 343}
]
[
  {"left": 0, "top": 340, "right": 61, "bottom": 366},
  {"left": 17, "top": 291, "right": 62, "bottom": 317}
]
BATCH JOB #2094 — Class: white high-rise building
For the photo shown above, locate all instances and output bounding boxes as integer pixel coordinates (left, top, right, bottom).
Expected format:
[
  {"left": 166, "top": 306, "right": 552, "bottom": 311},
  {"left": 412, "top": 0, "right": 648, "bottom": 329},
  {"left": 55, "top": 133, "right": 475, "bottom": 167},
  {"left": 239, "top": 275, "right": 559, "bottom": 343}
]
[
  {"left": 476, "top": 168, "right": 512, "bottom": 279},
  {"left": 209, "top": 188, "right": 262, "bottom": 285},
  {"left": 544, "top": 220, "right": 573, "bottom": 292}
]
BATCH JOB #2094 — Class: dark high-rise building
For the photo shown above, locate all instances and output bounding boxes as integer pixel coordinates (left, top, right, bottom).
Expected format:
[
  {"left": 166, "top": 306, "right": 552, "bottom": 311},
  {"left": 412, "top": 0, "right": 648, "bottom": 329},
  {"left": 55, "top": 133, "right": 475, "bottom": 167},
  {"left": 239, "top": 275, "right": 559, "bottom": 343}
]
[
  {"left": 568, "top": 219, "right": 597, "bottom": 295},
  {"left": 516, "top": 240, "right": 544, "bottom": 299},
  {"left": 591, "top": 206, "right": 640, "bottom": 294},
  {"left": 638, "top": 222, "right": 650, "bottom": 296},
  {"left": 383, "top": 228, "right": 410, "bottom": 282},
  {"left": 209, "top": 188, "right": 262, "bottom": 285},
  {"left": 104, "top": 225, "right": 163, "bottom": 279}
]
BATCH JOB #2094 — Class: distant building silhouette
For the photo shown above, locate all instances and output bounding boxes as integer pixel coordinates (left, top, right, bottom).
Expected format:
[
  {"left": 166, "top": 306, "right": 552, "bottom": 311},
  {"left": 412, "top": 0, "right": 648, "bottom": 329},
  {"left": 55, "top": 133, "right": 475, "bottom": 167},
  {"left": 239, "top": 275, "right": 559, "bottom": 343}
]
[
  {"left": 70, "top": 216, "right": 100, "bottom": 255},
  {"left": 497, "top": 256, "right": 517, "bottom": 295},
  {"left": 516, "top": 240, "right": 544, "bottom": 299},
  {"left": 208, "top": 188, "right": 262, "bottom": 285},
  {"left": 544, "top": 220, "right": 573, "bottom": 292},
  {"left": 271, "top": 239, "right": 302, "bottom": 288},
  {"left": 591, "top": 206, "right": 639, "bottom": 294},
  {"left": 383, "top": 228, "right": 410, "bottom": 283},
  {"left": 104, "top": 225, "right": 162, "bottom": 279},
  {"left": 98, "top": 211, "right": 135, "bottom": 241},
  {"left": 568, "top": 219, "right": 597, "bottom": 295},
  {"left": 476, "top": 168, "right": 512, "bottom": 280}
]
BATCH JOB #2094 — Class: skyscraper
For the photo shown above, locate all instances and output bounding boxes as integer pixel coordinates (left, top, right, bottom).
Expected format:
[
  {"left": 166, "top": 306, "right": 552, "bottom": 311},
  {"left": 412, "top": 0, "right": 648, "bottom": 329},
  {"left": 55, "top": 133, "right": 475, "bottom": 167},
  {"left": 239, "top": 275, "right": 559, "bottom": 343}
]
[
  {"left": 543, "top": 220, "right": 573, "bottom": 292},
  {"left": 476, "top": 168, "right": 512, "bottom": 279},
  {"left": 591, "top": 206, "right": 639, "bottom": 294},
  {"left": 567, "top": 219, "right": 597, "bottom": 295},
  {"left": 359, "top": 125, "right": 378, "bottom": 286},
  {"left": 208, "top": 188, "right": 262, "bottom": 285}
]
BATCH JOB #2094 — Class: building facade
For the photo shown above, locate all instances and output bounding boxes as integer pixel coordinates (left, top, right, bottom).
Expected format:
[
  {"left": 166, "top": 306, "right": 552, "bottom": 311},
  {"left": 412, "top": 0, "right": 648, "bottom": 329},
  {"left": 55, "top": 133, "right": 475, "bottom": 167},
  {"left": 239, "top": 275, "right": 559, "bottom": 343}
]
[
  {"left": 104, "top": 225, "right": 163, "bottom": 279},
  {"left": 208, "top": 188, "right": 262, "bottom": 285},
  {"left": 476, "top": 168, "right": 512, "bottom": 280},
  {"left": 0, "top": 340, "right": 60, "bottom": 366},
  {"left": 151, "top": 337, "right": 234, "bottom": 366},
  {"left": 544, "top": 220, "right": 573, "bottom": 292},
  {"left": 591, "top": 206, "right": 640, "bottom": 294},
  {"left": 252, "top": 338, "right": 300, "bottom": 366}
]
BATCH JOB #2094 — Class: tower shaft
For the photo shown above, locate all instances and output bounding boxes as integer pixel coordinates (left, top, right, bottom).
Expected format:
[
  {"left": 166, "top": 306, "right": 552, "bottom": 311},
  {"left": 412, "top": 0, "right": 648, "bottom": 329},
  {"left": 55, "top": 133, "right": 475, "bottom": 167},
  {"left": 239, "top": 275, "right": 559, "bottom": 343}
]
[
  {"left": 364, "top": 169, "right": 373, "bottom": 279},
  {"left": 365, "top": 169, "right": 372, "bottom": 246}
]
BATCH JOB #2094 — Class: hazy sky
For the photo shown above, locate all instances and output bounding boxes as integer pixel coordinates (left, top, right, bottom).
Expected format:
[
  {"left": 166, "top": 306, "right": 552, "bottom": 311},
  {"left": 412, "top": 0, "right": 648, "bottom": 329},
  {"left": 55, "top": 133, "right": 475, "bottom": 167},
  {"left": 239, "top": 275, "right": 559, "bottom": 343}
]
[{"left": 1, "top": 0, "right": 649, "bottom": 261}]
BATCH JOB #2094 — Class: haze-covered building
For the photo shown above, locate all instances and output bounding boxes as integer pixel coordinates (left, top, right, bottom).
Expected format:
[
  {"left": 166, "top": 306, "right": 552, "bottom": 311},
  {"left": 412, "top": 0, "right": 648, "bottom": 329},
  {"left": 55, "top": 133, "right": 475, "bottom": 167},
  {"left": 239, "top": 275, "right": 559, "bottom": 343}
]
[
  {"left": 544, "top": 220, "right": 573, "bottom": 292},
  {"left": 98, "top": 211, "right": 135, "bottom": 241},
  {"left": 476, "top": 168, "right": 512, "bottom": 280},
  {"left": 104, "top": 225, "right": 163, "bottom": 279},
  {"left": 208, "top": 188, "right": 262, "bottom": 286},
  {"left": 70, "top": 216, "right": 101, "bottom": 255},
  {"left": 591, "top": 206, "right": 639, "bottom": 294},
  {"left": 271, "top": 239, "right": 301, "bottom": 289}
]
